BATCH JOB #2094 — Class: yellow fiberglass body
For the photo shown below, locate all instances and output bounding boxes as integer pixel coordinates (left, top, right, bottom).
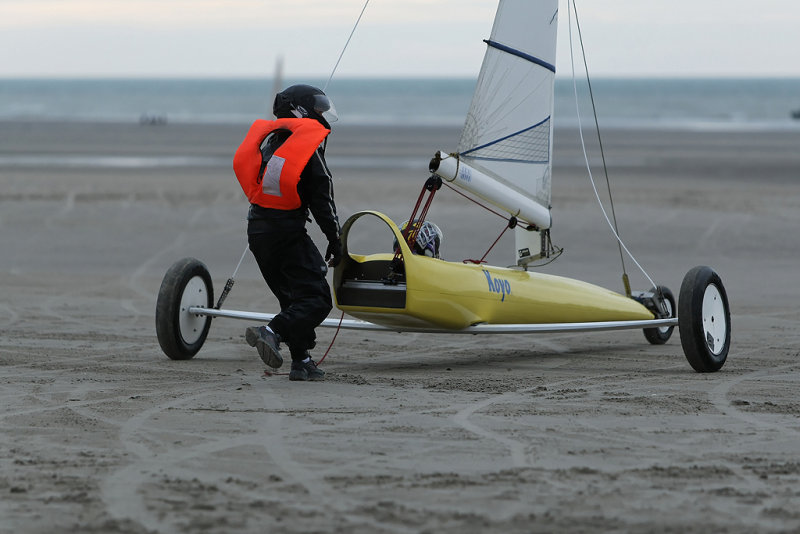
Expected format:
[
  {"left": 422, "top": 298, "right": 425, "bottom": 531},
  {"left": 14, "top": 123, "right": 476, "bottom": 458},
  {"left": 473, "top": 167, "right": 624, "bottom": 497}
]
[{"left": 332, "top": 211, "right": 654, "bottom": 331}]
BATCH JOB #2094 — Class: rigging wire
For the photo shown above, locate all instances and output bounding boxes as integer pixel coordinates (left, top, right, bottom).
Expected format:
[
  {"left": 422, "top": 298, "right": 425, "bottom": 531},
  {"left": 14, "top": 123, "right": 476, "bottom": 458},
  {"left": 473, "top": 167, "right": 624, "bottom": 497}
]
[
  {"left": 441, "top": 181, "right": 509, "bottom": 221},
  {"left": 231, "top": 245, "right": 249, "bottom": 279},
  {"left": 214, "top": 243, "right": 250, "bottom": 310},
  {"left": 324, "top": 0, "right": 371, "bottom": 92},
  {"left": 570, "top": 0, "right": 629, "bottom": 290},
  {"left": 567, "top": 0, "right": 658, "bottom": 291}
]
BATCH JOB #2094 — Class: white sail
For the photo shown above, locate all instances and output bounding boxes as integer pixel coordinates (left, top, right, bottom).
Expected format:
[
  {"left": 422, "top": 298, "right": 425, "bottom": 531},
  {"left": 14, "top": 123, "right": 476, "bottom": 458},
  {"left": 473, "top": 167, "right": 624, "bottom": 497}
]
[
  {"left": 458, "top": 0, "right": 558, "bottom": 212},
  {"left": 427, "top": 0, "right": 559, "bottom": 264}
]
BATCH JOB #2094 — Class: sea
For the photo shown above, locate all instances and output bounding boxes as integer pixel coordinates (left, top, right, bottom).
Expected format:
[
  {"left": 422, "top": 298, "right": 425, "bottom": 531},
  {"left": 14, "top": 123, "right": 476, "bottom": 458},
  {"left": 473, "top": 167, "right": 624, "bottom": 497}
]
[{"left": 2, "top": 77, "right": 800, "bottom": 132}]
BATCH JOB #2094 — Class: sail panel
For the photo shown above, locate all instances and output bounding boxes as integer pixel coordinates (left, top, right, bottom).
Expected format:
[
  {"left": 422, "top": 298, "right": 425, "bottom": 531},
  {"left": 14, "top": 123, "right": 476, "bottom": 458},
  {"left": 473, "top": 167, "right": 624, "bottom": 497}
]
[{"left": 457, "top": 0, "right": 559, "bottom": 215}]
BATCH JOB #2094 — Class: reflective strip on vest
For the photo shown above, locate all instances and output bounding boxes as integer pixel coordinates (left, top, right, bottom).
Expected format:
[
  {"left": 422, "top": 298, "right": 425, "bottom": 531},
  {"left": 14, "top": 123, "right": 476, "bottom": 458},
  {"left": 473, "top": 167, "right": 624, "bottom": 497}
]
[
  {"left": 232, "top": 118, "right": 330, "bottom": 210},
  {"left": 263, "top": 155, "right": 286, "bottom": 196}
]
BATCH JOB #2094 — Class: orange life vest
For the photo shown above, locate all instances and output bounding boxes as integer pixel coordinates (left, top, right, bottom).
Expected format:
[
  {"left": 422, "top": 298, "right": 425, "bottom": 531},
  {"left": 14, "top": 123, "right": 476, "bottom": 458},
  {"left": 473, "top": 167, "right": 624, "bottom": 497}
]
[{"left": 233, "top": 118, "right": 330, "bottom": 210}]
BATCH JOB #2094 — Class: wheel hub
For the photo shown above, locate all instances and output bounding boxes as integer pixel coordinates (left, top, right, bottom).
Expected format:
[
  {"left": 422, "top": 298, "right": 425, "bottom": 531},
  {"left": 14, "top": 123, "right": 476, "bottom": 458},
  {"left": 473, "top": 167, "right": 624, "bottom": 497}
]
[
  {"left": 702, "top": 284, "right": 727, "bottom": 355},
  {"left": 179, "top": 276, "right": 209, "bottom": 344}
]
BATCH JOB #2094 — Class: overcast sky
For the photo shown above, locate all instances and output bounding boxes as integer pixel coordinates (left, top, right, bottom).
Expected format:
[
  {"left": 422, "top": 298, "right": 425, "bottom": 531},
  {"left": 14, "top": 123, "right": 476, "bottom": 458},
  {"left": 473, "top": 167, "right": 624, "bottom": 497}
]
[{"left": 1, "top": 0, "right": 797, "bottom": 79}]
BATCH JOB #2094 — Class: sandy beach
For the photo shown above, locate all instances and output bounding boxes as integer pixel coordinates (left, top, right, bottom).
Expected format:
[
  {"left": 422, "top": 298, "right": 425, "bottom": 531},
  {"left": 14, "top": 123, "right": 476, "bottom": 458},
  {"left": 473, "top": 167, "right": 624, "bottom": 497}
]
[{"left": 1, "top": 120, "right": 800, "bottom": 533}]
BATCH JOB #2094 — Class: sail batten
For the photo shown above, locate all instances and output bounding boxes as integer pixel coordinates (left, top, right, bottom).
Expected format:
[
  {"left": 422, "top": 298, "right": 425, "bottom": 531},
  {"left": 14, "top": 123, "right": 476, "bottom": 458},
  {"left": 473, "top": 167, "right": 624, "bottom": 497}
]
[{"left": 484, "top": 40, "right": 556, "bottom": 73}]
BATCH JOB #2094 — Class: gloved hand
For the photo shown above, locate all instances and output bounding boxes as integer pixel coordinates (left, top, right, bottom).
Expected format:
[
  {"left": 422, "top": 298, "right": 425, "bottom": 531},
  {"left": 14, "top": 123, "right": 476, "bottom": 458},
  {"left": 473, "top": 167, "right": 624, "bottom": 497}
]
[{"left": 325, "top": 238, "right": 342, "bottom": 267}]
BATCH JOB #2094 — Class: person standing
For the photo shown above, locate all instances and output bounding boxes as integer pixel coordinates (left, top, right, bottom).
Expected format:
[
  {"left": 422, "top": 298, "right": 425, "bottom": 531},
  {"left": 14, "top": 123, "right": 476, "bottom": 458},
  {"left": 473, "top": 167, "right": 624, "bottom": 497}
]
[{"left": 232, "top": 84, "right": 342, "bottom": 381}]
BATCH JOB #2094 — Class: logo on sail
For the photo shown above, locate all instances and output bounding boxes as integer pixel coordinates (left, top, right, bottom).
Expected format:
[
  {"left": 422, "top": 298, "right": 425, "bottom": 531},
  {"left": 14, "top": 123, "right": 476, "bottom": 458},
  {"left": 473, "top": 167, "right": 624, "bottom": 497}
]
[{"left": 483, "top": 270, "right": 511, "bottom": 301}]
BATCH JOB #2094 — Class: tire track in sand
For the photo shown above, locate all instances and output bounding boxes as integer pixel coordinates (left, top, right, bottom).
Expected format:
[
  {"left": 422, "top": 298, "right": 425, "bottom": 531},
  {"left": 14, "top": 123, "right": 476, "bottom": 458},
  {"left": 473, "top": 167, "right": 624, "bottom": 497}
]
[
  {"left": 452, "top": 363, "right": 686, "bottom": 468},
  {"left": 709, "top": 362, "right": 800, "bottom": 436},
  {"left": 100, "top": 385, "right": 232, "bottom": 532},
  {"left": 99, "top": 382, "right": 412, "bottom": 534}
]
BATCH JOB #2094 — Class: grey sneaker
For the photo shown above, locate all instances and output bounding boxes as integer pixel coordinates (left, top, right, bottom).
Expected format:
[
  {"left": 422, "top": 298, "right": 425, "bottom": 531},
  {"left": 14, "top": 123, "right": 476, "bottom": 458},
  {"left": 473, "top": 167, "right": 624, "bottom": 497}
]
[
  {"left": 289, "top": 358, "right": 325, "bottom": 381},
  {"left": 245, "top": 326, "right": 283, "bottom": 369}
]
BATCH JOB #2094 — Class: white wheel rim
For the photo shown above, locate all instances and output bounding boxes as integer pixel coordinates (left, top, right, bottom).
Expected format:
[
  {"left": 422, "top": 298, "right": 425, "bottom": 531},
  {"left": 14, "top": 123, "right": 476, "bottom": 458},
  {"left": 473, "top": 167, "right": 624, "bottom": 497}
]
[
  {"left": 702, "top": 284, "right": 727, "bottom": 356},
  {"left": 658, "top": 298, "right": 674, "bottom": 334},
  {"left": 179, "top": 275, "right": 209, "bottom": 344}
]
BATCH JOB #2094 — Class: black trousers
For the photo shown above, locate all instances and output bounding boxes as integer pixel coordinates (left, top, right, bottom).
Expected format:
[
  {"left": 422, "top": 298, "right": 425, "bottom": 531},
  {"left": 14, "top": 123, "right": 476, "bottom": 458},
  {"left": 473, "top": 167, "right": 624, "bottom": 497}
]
[{"left": 248, "top": 226, "right": 332, "bottom": 360}]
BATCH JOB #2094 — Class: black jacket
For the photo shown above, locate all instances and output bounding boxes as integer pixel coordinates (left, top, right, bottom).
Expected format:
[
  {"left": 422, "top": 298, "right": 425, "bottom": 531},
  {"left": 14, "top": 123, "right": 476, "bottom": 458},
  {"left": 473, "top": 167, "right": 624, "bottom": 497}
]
[{"left": 247, "top": 133, "right": 340, "bottom": 242}]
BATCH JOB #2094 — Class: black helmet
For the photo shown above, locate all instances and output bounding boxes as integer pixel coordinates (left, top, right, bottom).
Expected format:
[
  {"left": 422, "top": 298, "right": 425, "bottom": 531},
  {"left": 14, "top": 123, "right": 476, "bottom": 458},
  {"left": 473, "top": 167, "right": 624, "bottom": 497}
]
[{"left": 273, "top": 84, "right": 338, "bottom": 128}]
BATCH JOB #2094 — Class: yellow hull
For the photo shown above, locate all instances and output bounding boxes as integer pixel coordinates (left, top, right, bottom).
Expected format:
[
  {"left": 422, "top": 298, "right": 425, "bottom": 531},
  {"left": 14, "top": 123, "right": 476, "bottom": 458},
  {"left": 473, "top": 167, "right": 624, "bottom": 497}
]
[{"left": 333, "top": 211, "right": 654, "bottom": 331}]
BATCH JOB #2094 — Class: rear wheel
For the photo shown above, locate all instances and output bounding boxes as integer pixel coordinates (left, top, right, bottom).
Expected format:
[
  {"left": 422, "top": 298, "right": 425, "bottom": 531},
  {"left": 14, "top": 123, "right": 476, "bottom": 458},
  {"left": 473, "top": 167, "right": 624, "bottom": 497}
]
[
  {"left": 156, "top": 258, "right": 214, "bottom": 360},
  {"left": 643, "top": 285, "right": 675, "bottom": 345},
  {"left": 678, "top": 266, "right": 730, "bottom": 372}
]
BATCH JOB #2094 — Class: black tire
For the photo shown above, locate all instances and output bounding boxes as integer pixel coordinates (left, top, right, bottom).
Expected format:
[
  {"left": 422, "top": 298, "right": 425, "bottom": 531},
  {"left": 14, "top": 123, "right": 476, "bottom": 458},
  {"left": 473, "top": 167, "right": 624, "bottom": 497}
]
[
  {"left": 155, "top": 257, "right": 214, "bottom": 360},
  {"left": 678, "top": 266, "right": 731, "bottom": 372},
  {"left": 643, "top": 285, "right": 675, "bottom": 345}
]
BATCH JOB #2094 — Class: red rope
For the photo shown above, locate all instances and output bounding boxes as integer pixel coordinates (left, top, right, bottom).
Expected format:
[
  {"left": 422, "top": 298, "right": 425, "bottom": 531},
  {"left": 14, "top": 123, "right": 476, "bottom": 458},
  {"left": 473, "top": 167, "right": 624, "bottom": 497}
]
[
  {"left": 316, "top": 310, "right": 344, "bottom": 365},
  {"left": 263, "top": 310, "right": 345, "bottom": 376},
  {"left": 411, "top": 187, "right": 437, "bottom": 241},
  {"left": 395, "top": 180, "right": 440, "bottom": 260},
  {"left": 463, "top": 223, "right": 511, "bottom": 264}
]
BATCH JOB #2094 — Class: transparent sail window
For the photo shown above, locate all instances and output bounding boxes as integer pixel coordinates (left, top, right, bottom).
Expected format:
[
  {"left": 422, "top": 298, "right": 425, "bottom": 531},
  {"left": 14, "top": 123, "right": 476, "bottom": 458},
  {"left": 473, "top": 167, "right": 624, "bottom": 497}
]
[{"left": 461, "top": 117, "right": 550, "bottom": 164}]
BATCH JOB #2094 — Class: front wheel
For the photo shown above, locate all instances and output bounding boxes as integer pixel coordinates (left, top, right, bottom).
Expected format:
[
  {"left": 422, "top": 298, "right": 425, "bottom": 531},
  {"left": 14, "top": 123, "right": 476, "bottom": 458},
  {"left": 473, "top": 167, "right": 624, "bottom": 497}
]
[
  {"left": 156, "top": 258, "right": 214, "bottom": 360},
  {"left": 678, "top": 266, "right": 731, "bottom": 372}
]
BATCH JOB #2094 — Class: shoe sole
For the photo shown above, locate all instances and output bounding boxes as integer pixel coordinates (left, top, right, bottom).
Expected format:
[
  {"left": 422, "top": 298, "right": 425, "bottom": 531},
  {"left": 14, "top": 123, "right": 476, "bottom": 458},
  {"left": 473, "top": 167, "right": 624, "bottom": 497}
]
[
  {"left": 245, "top": 328, "right": 283, "bottom": 369},
  {"left": 288, "top": 370, "right": 307, "bottom": 381},
  {"left": 288, "top": 370, "right": 325, "bottom": 382}
]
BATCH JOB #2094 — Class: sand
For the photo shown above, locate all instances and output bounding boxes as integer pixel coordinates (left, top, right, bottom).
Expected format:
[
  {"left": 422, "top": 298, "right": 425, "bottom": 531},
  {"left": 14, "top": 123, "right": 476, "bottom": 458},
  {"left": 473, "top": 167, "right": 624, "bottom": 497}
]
[{"left": 1, "top": 120, "right": 799, "bottom": 533}]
